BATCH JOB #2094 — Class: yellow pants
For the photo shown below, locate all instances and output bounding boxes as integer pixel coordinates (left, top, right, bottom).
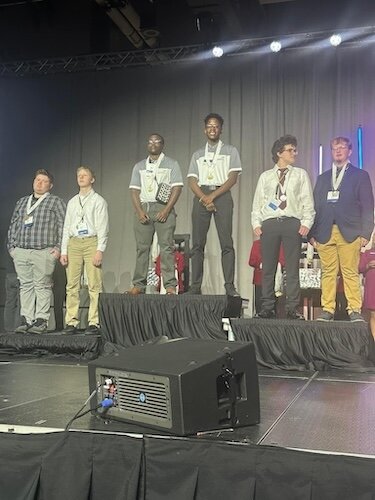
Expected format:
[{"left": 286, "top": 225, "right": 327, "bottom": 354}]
[
  {"left": 316, "top": 225, "right": 361, "bottom": 314},
  {"left": 65, "top": 236, "right": 102, "bottom": 327}
]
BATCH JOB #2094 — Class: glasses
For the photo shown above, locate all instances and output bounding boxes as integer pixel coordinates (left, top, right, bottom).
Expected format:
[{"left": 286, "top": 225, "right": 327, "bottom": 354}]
[
  {"left": 331, "top": 146, "right": 349, "bottom": 152},
  {"left": 283, "top": 148, "right": 298, "bottom": 154},
  {"left": 148, "top": 139, "right": 163, "bottom": 144}
]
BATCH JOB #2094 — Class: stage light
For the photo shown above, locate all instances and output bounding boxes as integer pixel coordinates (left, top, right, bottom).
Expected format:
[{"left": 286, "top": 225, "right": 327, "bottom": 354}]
[
  {"left": 357, "top": 125, "right": 363, "bottom": 169},
  {"left": 270, "top": 40, "right": 282, "bottom": 53},
  {"left": 330, "top": 34, "right": 342, "bottom": 46},
  {"left": 212, "top": 46, "right": 224, "bottom": 57},
  {"left": 319, "top": 144, "right": 323, "bottom": 175}
]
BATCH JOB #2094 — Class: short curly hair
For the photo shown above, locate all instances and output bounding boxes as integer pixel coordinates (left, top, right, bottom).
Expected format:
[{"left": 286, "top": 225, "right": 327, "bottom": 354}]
[{"left": 271, "top": 135, "right": 297, "bottom": 163}]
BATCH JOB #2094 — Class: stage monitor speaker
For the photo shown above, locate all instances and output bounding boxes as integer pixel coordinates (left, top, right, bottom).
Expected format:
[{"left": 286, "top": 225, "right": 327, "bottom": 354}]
[{"left": 88, "top": 338, "right": 260, "bottom": 435}]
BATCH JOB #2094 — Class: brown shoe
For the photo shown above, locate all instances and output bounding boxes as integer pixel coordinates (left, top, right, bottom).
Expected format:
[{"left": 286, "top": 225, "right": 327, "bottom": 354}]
[
  {"left": 165, "top": 287, "right": 176, "bottom": 295},
  {"left": 125, "top": 287, "right": 144, "bottom": 295}
]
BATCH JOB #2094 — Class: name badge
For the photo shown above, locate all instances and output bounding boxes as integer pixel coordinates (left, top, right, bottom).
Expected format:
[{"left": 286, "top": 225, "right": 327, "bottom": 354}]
[
  {"left": 24, "top": 215, "right": 33, "bottom": 227},
  {"left": 268, "top": 199, "right": 281, "bottom": 211},
  {"left": 327, "top": 190, "right": 340, "bottom": 202},
  {"left": 77, "top": 221, "right": 89, "bottom": 236}
]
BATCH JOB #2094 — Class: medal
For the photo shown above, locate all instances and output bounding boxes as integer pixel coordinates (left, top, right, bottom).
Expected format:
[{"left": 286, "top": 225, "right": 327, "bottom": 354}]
[{"left": 280, "top": 194, "right": 287, "bottom": 202}]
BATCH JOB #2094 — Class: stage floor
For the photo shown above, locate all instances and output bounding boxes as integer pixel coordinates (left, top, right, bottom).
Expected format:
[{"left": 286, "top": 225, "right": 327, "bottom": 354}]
[{"left": 0, "top": 358, "right": 374, "bottom": 457}]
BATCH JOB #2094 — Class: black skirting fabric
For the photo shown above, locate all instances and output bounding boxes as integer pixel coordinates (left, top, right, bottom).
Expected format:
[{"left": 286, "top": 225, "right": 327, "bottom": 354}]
[
  {"left": 0, "top": 431, "right": 143, "bottom": 500},
  {"left": 231, "top": 318, "right": 375, "bottom": 371},
  {"left": 144, "top": 436, "right": 375, "bottom": 500},
  {"left": 99, "top": 293, "right": 236, "bottom": 346},
  {"left": 0, "top": 332, "right": 102, "bottom": 360},
  {"left": 1, "top": 431, "right": 374, "bottom": 500}
]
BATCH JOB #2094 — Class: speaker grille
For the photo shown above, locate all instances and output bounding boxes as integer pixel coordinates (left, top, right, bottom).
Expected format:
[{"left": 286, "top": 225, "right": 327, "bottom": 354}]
[
  {"left": 97, "top": 368, "right": 173, "bottom": 429},
  {"left": 117, "top": 376, "right": 169, "bottom": 418}
]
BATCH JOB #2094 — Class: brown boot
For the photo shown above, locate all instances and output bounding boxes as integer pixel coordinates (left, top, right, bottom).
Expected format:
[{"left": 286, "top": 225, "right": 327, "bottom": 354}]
[{"left": 165, "top": 287, "right": 176, "bottom": 295}]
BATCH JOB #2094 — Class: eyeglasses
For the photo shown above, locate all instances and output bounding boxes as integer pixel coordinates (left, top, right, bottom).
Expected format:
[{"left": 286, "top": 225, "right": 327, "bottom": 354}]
[
  {"left": 283, "top": 148, "right": 298, "bottom": 154},
  {"left": 148, "top": 139, "right": 163, "bottom": 144},
  {"left": 331, "top": 146, "right": 349, "bottom": 152}
]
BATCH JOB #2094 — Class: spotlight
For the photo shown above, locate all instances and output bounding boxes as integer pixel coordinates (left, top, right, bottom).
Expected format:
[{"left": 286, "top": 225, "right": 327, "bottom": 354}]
[
  {"left": 270, "top": 40, "right": 282, "bottom": 53},
  {"left": 212, "top": 46, "right": 224, "bottom": 58},
  {"left": 330, "top": 34, "right": 342, "bottom": 46}
]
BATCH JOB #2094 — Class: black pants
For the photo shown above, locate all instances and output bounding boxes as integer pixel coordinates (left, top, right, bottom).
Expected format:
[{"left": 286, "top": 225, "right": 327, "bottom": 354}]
[
  {"left": 190, "top": 189, "right": 235, "bottom": 290},
  {"left": 260, "top": 217, "right": 301, "bottom": 313}
]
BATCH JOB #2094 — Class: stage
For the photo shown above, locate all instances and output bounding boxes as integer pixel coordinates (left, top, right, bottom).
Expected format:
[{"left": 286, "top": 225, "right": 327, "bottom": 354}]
[
  {"left": 0, "top": 359, "right": 374, "bottom": 499},
  {"left": 0, "top": 294, "right": 374, "bottom": 499}
]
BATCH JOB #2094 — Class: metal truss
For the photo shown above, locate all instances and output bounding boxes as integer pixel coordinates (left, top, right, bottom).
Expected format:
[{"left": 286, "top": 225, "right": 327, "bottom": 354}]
[
  {"left": 0, "top": 44, "right": 207, "bottom": 77},
  {"left": 1, "top": 25, "right": 374, "bottom": 77}
]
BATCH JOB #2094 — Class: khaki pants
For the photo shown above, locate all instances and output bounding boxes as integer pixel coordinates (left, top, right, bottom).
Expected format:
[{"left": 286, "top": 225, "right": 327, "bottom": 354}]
[
  {"left": 316, "top": 225, "right": 361, "bottom": 314},
  {"left": 65, "top": 236, "right": 102, "bottom": 327}
]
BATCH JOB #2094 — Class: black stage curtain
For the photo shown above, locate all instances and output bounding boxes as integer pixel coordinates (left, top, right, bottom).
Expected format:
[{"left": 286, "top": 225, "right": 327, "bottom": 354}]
[
  {"left": 0, "top": 431, "right": 143, "bottom": 500},
  {"left": 99, "top": 294, "right": 232, "bottom": 346},
  {"left": 0, "top": 432, "right": 374, "bottom": 500},
  {"left": 231, "top": 318, "right": 374, "bottom": 371}
]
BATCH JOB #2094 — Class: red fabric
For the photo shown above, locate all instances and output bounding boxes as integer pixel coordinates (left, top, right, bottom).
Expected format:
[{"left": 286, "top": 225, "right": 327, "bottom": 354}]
[
  {"left": 248, "top": 239, "right": 285, "bottom": 285},
  {"left": 359, "top": 249, "right": 375, "bottom": 310},
  {"left": 155, "top": 251, "right": 185, "bottom": 293}
]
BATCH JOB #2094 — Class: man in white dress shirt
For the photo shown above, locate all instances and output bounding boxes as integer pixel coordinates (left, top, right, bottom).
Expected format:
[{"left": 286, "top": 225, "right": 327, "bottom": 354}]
[
  {"left": 251, "top": 135, "right": 315, "bottom": 319},
  {"left": 60, "top": 166, "right": 109, "bottom": 335}
]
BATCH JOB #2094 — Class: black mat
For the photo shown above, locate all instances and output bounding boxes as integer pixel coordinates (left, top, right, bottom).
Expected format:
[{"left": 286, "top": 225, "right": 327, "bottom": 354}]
[{"left": 0, "top": 332, "right": 102, "bottom": 360}]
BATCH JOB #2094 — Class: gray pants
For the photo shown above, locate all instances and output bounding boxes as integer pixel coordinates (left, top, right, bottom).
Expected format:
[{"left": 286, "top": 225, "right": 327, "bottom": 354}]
[
  {"left": 190, "top": 189, "right": 235, "bottom": 290},
  {"left": 13, "top": 247, "right": 56, "bottom": 324},
  {"left": 132, "top": 202, "right": 177, "bottom": 291}
]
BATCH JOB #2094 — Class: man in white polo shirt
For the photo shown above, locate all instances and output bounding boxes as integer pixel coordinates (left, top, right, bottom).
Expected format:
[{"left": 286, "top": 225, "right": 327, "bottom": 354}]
[
  {"left": 187, "top": 113, "right": 242, "bottom": 296},
  {"left": 60, "top": 166, "right": 109, "bottom": 335},
  {"left": 127, "top": 133, "right": 183, "bottom": 295}
]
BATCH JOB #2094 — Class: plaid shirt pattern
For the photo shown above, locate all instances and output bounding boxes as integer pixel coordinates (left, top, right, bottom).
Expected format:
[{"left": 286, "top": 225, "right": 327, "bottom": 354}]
[{"left": 8, "top": 193, "right": 66, "bottom": 251}]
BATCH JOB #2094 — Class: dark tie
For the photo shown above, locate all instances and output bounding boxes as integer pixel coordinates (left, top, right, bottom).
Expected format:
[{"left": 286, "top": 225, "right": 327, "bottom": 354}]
[{"left": 278, "top": 168, "right": 288, "bottom": 210}]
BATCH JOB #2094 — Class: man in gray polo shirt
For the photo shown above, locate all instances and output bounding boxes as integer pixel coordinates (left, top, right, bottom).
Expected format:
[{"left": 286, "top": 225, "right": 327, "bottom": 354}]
[
  {"left": 187, "top": 113, "right": 242, "bottom": 296},
  {"left": 127, "top": 133, "right": 183, "bottom": 295}
]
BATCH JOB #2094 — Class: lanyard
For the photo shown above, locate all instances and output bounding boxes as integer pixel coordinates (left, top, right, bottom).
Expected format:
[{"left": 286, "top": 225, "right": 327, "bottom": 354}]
[
  {"left": 204, "top": 140, "right": 223, "bottom": 168},
  {"left": 78, "top": 190, "right": 94, "bottom": 220},
  {"left": 26, "top": 192, "right": 49, "bottom": 215},
  {"left": 331, "top": 162, "right": 348, "bottom": 191},
  {"left": 146, "top": 152, "right": 165, "bottom": 173}
]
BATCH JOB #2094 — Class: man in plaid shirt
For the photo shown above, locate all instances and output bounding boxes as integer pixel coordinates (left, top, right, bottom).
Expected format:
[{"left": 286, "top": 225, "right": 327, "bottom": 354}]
[{"left": 7, "top": 169, "right": 66, "bottom": 334}]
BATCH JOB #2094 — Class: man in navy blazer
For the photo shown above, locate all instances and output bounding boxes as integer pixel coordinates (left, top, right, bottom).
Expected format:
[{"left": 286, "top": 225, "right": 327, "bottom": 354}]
[{"left": 309, "top": 136, "right": 374, "bottom": 322}]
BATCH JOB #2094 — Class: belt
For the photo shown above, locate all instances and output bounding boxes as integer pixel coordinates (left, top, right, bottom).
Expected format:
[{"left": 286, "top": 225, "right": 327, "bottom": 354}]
[
  {"left": 265, "top": 216, "right": 294, "bottom": 222},
  {"left": 201, "top": 185, "right": 221, "bottom": 191},
  {"left": 71, "top": 235, "right": 97, "bottom": 239}
]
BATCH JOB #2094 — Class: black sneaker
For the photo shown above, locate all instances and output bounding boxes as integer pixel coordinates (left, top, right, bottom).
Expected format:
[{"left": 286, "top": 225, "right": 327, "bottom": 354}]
[
  {"left": 62, "top": 324, "right": 78, "bottom": 335},
  {"left": 316, "top": 311, "right": 334, "bottom": 322},
  {"left": 255, "top": 310, "right": 276, "bottom": 319},
  {"left": 28, "top": 318, "right": 48, "bottom": 334},
  {"left": 287, "top": 310, "right": 305, "bottom": 320},
  {"left": 348, "top": 312, "right": 365, "bottom": 323},
  {"left": 15, "top": 317, "right": 31, "bottom": 333},
  {"left": 85, "top": 325, "right": 100, "bottom": 336}
]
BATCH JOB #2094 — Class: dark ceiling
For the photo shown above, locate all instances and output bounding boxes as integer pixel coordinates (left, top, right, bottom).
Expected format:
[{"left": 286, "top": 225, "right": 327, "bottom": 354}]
[{"left": 0, "top": 0, "right": 374, "bottom": 61}]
